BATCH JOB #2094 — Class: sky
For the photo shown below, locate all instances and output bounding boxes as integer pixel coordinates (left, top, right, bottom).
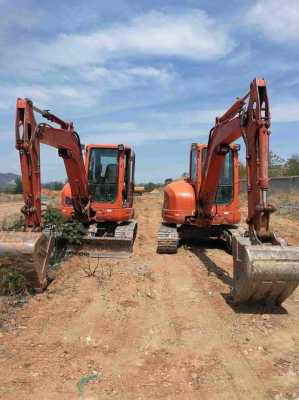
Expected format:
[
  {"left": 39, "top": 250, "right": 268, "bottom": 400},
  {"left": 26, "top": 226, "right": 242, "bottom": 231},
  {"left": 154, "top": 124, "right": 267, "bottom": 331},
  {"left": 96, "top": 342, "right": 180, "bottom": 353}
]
[{"left": 0, "top": 0, "right": 299, "bottom": 183}]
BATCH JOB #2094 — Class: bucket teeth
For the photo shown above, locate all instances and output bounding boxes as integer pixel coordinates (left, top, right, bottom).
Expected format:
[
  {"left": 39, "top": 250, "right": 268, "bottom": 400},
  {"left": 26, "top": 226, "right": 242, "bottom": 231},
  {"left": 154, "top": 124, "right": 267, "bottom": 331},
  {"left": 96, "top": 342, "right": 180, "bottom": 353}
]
[
  {"left": 0, "top": 231, "right": 54, "bottom": 290},
  {"left": 232, "top": 232, "right": 299, "bottom": 305}
]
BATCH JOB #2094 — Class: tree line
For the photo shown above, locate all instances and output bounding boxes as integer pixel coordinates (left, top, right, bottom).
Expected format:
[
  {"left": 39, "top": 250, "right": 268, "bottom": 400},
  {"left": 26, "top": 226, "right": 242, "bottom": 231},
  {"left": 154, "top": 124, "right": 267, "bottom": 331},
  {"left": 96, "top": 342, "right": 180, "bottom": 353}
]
[
  {"left": 239, "top": 153, "right": 299, "bottom": 178},
  {"left": 7, "top": 152, "right": 299, "bottom": 195}
]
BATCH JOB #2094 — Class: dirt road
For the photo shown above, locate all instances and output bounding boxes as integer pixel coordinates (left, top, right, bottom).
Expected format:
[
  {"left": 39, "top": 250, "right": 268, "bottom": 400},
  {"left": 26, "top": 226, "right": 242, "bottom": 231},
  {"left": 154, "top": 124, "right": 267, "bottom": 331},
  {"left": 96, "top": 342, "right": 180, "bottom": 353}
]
[{"left": 0, "top": 193, "right": 298, "bottom": 399}]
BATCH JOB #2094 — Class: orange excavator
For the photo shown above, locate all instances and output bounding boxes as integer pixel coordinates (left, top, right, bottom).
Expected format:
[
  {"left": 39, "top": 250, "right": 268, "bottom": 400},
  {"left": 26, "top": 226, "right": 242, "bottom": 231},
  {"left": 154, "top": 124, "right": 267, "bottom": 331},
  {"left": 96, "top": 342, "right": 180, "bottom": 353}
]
[
  {"left": 157, "top": 78, "right": 299, "bottom": 305},
  {"left": 0, "top": 98, "right": 137, "bottom": 290}
]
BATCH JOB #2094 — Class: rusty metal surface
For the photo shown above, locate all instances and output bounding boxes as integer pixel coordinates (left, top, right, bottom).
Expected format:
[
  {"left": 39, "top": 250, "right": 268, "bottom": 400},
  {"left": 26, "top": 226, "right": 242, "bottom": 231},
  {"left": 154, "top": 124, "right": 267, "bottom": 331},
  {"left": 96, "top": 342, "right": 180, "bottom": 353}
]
[
  {"left": 232, "top": 232, "right": 299, "bottom": 305},
  {"left": 0, "top": 231, "right": 54, "bottom": 290}
]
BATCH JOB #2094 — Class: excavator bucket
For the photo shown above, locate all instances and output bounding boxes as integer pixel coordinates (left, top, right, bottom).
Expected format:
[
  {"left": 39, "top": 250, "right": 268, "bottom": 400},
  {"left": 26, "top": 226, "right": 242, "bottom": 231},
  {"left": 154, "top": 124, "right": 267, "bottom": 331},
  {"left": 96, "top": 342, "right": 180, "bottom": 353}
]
[
  {"left": 0, "top": 231, "right": 54, "bottom": 291},
  {"left": 232, "top": 233, "right": 299, "bottom": 305}
]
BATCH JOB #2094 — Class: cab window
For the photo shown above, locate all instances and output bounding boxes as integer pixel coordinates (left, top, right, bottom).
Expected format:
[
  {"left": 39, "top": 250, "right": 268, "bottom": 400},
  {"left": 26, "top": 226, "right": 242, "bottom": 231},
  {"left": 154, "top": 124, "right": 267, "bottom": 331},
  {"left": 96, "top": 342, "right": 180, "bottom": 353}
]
[
  {"left": 190, "top": 147, "right": 198, "bottom": 184},
  {"left": 202, "top": 148, "right": 234, "bottom": 204},
  {"left": 88, "top": 148, "right": 119, "bottom": 203}
]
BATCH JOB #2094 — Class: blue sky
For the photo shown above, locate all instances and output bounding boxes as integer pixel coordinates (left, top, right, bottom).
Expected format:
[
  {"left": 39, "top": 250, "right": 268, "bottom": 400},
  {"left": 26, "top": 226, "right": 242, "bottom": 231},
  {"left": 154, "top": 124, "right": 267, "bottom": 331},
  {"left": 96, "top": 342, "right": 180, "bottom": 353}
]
[{"left": 1, "top": 0, "right": 299, "bottom": 183}]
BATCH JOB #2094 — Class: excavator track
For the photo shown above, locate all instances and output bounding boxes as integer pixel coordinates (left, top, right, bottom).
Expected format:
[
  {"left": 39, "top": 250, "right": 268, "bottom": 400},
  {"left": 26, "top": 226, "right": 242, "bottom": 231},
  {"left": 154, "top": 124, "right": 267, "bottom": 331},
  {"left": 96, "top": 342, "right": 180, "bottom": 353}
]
[
  {"left": 157, "top": 223, "right": 179, "bottom": 254},
  {"left": 114, "top": 220, "right": 138, "bottom": 251},
  {"left": 231, "top": 230, "right": 299, "bottom": 305}
]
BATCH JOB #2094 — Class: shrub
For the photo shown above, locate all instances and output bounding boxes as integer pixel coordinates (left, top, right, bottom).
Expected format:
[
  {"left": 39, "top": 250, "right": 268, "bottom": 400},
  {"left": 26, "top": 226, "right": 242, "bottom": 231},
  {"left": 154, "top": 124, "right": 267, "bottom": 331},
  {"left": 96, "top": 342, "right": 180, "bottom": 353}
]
[
  {"left": 0, "top": 268, "right": 27, "bottom": 296},
  {"left": 43, "top": 206, "right": 86, "bottom": 245}
]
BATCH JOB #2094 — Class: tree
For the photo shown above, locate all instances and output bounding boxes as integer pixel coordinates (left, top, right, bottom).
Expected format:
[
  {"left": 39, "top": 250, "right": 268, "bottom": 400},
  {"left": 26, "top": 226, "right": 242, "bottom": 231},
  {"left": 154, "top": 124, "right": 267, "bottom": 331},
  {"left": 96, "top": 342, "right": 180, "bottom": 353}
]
[
  {"left": 269, "top": 151, "right": 285, "bottom": 177},
  {"left": 43, "top": 181, "right": 64, "bottom": 191},
  {"left": 164, "top": 178, "right": 173, "bottom": 185},
  {"left": 239, "top": 162, "right": 247, "bottom": 179},
  {"left": 285, "top": 154, "right": 299, "bottom": 176},
  {"left": 14, "top": 177, "right": 23, "bottom": 194},
  {"left": 144, "top": 182, "right": 156, "bottom": 192}
]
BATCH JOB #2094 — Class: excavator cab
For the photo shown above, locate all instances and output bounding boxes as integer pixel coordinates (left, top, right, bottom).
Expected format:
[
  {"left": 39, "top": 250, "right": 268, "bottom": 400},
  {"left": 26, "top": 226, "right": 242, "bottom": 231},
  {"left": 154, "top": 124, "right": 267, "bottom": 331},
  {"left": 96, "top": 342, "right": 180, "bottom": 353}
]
[
  {"left": 61, "top": 144, "right": 135, "bottom": 221},
  {"left": 195, "top": 145, "right": 234, "bottom": 204},
  {"left": 61, "top": 144, "right": 137, "bottom": 253},
  {"left": 195, "top": 143, "right": 240, "bottom": 223},
  {"left": 88, "top": 147, "right": 119, "bottom": 203}
]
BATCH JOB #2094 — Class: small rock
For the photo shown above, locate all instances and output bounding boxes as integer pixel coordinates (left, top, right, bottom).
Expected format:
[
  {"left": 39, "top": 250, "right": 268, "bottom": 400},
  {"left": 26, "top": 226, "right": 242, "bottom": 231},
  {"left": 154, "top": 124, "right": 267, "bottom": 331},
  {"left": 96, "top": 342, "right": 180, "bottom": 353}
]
[
  {"left": 262, "top": 314, "right": 270, "bottom": 321},
  {"left": 86, "top": 336, "right": 92, "bottom": 344}
]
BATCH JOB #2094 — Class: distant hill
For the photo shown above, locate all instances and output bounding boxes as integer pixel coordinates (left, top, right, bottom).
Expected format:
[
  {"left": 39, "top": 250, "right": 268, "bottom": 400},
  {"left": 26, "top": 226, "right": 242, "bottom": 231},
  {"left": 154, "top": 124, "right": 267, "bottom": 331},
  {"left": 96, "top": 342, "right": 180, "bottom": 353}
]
[{"left": 0, "top": 172, "right": 19, "bottom": 189}]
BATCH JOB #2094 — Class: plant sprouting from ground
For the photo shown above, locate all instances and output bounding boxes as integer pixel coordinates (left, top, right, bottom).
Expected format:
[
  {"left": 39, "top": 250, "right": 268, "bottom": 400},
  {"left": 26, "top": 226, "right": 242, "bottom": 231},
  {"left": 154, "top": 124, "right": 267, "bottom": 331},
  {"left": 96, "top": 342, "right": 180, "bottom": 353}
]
[
  {"left": 43, "top": 206, "right": 87, "bottom": 245},
  {"left": 0, "top": 268, "right": 27, "bottom": 296}
]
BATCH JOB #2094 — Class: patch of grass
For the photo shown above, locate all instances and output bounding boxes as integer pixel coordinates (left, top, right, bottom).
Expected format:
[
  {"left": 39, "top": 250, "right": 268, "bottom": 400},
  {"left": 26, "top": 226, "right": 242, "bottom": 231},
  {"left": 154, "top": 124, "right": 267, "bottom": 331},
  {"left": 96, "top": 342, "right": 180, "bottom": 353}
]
[
  {"left": 43, "top": 206, "right": 66, "bottom": 227},
  {"left": 0, "top": 268, "right": 27, "bottom": 296},
  {"left": 44, "top": 206, "right": 87, "bottom": 245},
  {"left": 1, "top": 214, "right": 24, "bottom": 231},
  {"left": 77, "top": 373, "right": 100, "bottom": 396},
  {"left": 59, "top": 221, "right": 87, "bottom": 245}
]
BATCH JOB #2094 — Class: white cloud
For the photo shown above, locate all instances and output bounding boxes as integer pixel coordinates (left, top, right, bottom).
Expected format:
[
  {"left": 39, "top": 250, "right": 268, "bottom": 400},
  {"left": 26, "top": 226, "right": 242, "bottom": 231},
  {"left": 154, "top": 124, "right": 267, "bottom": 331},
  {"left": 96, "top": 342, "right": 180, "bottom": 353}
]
[
  {"left": 0, "top": 84, "right": 99, "bottom": 111},
  {"left": 81, "top": 65, "right": 176, "bottom": 89},
  {"left": 271, "top": 100, "right": 299, "bottom": 122},
  {"left": 33, "top": 10, "right": 235, "bottom": 67},
  {"left": 83, "top": 129, "right": 207, "bottom": 146},
  {"left": 246, "top": 0, "right": 299, "bottom": 43}
]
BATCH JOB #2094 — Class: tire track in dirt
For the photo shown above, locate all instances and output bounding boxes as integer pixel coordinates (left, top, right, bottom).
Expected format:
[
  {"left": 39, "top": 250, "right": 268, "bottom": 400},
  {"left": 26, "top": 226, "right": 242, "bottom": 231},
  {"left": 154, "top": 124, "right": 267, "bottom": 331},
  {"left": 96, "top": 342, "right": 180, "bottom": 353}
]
[{"left": 0, "top": 193, "right": 298, "bottom": 399}]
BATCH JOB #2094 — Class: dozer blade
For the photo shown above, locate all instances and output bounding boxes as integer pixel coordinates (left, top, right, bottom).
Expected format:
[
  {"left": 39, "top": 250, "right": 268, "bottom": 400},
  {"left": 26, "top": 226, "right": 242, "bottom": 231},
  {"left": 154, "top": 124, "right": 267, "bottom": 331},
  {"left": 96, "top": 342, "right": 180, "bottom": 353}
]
[
  {"left": 232, "top": 233, "right": 299, "bottom": 305},
  {"left": 67, "top": 220, "right": 137, "bottom": 258},
  {"left": 0, "top": 231, "right": 54, "bottom": 291}
]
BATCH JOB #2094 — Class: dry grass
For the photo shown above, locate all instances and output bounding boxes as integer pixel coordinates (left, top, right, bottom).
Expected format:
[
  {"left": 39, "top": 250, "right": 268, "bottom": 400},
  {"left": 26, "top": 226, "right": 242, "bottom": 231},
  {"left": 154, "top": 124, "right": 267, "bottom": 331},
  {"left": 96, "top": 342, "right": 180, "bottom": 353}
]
[
  {"left": 239, "top": 189, "right": 299, "bottom": 220},
  {"left": 0, "top": 193, "right": 23, "bottom": 203}
]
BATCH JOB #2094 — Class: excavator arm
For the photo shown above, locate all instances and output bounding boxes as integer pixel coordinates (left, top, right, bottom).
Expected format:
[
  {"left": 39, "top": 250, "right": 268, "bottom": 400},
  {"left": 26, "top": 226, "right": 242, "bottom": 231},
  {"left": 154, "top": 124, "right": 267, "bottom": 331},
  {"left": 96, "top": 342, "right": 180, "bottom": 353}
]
[
  {"left": 15, "top": 98, "right": 90, "bottom": 227},
  {"left": 199, "top": 78, "right": 274, "bottom": 242}
]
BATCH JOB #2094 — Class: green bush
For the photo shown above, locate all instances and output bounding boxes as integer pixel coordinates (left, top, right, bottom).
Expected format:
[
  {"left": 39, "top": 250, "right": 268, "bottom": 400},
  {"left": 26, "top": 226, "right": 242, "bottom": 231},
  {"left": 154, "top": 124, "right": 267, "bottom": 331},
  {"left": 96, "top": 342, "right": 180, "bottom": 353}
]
[
  {"left": 13, "top": 177, "right": 23, "bottom": 194},
  {"left": 59, "top": 221, "right": 87, "bottom": 245},
  {"left": 43, "top": 206, "right": 86, "bottom": 245},
  {"left": 43, "top": 207, "right": 66, "bottom": 227},
  {"left": 0, "top": 268, "right": 27, "bottom": 296}
]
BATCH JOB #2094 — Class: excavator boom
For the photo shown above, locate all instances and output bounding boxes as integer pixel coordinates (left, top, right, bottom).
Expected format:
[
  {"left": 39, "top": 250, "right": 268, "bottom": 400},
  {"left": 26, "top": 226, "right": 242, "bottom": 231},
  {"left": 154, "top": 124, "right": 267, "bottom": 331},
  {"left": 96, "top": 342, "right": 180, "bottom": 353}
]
[{"left": 201, "top": 78, "right": 299, "bottom": 304}]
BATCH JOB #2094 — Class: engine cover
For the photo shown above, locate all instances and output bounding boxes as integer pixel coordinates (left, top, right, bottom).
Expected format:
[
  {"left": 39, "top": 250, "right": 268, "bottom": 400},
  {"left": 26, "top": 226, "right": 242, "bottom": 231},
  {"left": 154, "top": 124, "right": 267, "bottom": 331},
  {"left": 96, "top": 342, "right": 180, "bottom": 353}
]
[{"left": 162, "top": 180, "right": 195, "bottom": 224}]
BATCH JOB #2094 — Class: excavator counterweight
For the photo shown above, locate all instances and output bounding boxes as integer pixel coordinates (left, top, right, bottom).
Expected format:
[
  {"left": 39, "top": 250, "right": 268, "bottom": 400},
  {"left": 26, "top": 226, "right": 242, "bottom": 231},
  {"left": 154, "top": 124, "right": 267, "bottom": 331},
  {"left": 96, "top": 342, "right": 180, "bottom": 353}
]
[{"left": 158, "top": 78, "right": 299, "bottom": 306}]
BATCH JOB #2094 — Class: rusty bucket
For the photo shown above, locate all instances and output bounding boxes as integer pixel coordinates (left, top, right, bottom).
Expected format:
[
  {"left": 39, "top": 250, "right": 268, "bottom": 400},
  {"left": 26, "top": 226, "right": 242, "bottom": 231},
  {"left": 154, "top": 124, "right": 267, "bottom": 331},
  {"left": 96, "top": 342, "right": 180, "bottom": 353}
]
[
  {"left": 232, "top": 233, "right": 299, "bottom": 305},
  {"left": 0, "top": 231, "right": 54, "bottom": 291}
]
